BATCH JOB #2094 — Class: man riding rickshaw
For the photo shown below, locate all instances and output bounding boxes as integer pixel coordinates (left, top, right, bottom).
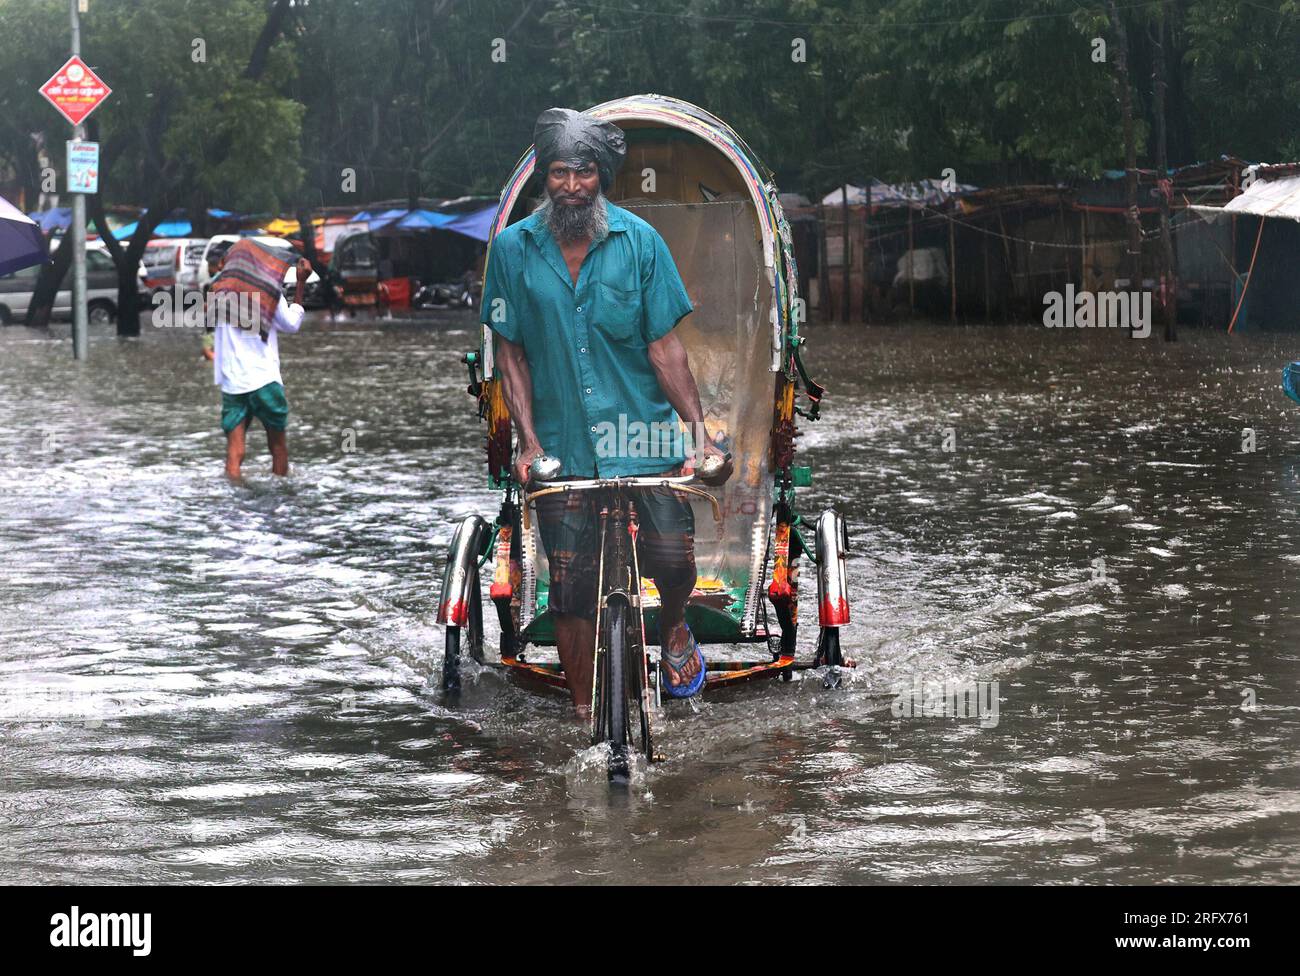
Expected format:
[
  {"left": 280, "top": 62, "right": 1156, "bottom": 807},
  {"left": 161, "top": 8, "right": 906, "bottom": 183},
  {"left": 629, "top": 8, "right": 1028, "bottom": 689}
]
[
  {"left": 439, "top": 94, "right": 849, "bottom": 780},
  {"left": 482, "top": 107, "right": 732, "bottom": 710}
]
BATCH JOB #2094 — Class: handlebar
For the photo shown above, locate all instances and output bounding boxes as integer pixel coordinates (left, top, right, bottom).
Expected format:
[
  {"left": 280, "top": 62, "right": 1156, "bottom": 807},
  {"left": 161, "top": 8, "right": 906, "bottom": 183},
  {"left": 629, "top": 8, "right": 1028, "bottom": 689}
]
[
  {"left": 520, "top": 475, "right": 723, "bottom": 533},
  {"left": 531, "top": 474, "right": 694, "bottom": 490}
]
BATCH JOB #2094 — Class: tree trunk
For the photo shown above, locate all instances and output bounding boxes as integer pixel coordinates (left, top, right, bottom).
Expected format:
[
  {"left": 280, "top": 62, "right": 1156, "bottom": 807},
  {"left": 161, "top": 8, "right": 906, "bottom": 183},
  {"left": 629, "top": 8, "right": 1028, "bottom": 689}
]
[
  {"left": 295, "top": 205, "right": 341, "bottom": 311},
  {"left": 84, "top": 117, "right": 145, "bottom": 336},
  {"left": 86, "top": 181, "right": 143, "bottom": 337},
  {"left": 24, "top": 231, "right": 73, "bottom": 329},
  {"left": 189, "top": 188, "right": 212, "bottom": 238},
  {"left": 113, "top": 206, "right": 171, "bottom": 336},
  {"left": 244, "top": 0, "right": 294, "bottom": 81},
  {"left": 1107, "top": 0, "right": 1143, "bottom": 334}
]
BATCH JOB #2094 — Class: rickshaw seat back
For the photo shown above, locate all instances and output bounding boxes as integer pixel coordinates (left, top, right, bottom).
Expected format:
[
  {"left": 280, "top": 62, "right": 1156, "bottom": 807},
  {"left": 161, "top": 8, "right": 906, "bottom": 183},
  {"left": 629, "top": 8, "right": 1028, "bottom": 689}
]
[{"left": 615, "top": 196, "right": 774, "bottom": 627}]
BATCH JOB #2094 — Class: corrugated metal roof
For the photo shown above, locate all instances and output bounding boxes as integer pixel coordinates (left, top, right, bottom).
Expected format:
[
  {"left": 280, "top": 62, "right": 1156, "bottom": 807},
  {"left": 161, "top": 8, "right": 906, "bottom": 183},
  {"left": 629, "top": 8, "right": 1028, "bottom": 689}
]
[
  {"left": 1191, "top": 174, "right": 1300, "bottom": 222},
  {"left": 820, "top": 178, "right": 977, "bottom": 209}
]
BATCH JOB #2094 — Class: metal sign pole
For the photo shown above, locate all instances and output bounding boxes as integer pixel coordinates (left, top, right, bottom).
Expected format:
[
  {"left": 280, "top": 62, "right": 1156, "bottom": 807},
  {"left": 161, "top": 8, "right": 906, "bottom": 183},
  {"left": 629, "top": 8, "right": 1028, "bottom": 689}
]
[{"left": 69, "top": 0, "right": 88, "bottom": 360}]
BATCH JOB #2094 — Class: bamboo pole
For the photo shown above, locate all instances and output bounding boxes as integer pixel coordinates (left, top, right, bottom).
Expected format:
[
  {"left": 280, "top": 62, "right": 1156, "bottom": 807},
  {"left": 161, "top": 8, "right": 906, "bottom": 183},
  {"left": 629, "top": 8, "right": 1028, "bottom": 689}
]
[
  {"left": 949, "top": 211, "right": 957, "bottom": 324},
  {"left": 841, "top": 185, "right": 851, "bottom": 324},
  {"left": 997, "top": 205, "right": 1012, "bottom": 320},
  {"left": 862, "top": 186, "right": 872, "bottom": 323},
  {"left": 983, "top": 226, "right": 991, "bottom": 322},
  {"left": 1080, "top": 209, "right": 1088, "bottom": 290},
  {"left": 907, "top": 205, "right": 915, "bottom": 314},
  {"left": 1153, "top": 0, "right": 1177, "bottom": 341},
  {"left": 817, "top": 203, "right": 831, "bottom": 323}
]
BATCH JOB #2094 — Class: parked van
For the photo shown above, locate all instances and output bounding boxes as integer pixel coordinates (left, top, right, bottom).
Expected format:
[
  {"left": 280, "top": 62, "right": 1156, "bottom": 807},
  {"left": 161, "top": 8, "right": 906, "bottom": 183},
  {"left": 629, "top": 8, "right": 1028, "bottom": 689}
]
[{"left": 141, "top": 237, "right": 207, "bottom": 294}]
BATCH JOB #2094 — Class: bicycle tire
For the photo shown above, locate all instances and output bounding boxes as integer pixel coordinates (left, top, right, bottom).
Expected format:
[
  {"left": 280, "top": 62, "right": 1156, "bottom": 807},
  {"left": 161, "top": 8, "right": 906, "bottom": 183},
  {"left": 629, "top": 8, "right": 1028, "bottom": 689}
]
[
  {"left": 627, "top": 621, "right": 653, "bottom": 765},
  {"left": 599, "top": 599, "right": 632, "bottom": 782},
  {"left": 466, "top": 575, "right": 484, "bottom": 664},
  {"left": 443, "top": 566, "right": 483, "bottom": 694},
  {"left": 443, "top": 626, "right": 461, "bottom": 694}
]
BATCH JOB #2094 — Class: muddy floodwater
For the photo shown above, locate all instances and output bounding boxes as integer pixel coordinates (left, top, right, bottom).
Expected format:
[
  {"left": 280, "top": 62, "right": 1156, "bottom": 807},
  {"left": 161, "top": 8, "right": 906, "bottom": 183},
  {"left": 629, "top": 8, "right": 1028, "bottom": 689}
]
[{"left": 1, "top": 313, "right": 1297, "bottom": 885}]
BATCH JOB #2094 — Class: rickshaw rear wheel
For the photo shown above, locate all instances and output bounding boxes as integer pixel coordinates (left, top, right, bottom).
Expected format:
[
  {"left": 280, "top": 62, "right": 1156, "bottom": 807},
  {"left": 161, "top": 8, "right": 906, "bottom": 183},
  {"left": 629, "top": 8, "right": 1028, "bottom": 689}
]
[{"left": 443, "top": 627, "right": 462, "bottom": 694}]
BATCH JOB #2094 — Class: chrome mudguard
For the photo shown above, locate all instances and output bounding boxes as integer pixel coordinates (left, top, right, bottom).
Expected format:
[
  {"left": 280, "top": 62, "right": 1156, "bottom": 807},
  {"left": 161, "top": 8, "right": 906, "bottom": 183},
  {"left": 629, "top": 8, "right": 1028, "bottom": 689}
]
[
  {"left": 814, "top": 509, "right": 850, "bottom": 627},
  {"left": 436, "top": 514, "right": 490, "bottom": 626}
]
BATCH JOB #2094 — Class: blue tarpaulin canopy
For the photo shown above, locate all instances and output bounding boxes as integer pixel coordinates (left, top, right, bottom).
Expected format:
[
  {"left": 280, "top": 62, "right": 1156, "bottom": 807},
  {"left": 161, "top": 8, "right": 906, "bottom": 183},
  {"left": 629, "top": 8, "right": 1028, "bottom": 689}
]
[
  {"left": 396, "top": 209, "right": 458, "bottom": 230},
  {"left": 110, "top": 219, "right": 193, "bottom": 239},
  {"left": 27, "top": 207, "right": 73, "bottom": 233},
  {"left": 374, "top": 204, "right": 495, "bottom": 241},
  {"left": 348, "top": 208, "right": 409, "bottom": 230},
  {"left": 440, "top": 205, "right": 495, "bottom": 242}
]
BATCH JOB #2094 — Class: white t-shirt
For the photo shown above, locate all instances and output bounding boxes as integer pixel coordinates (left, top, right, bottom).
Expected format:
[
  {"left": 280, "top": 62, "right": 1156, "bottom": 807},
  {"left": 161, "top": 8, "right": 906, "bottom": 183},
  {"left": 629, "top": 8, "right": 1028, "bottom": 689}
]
[{"left": 212, "top": 295, "right": 305, "bottom": 394}]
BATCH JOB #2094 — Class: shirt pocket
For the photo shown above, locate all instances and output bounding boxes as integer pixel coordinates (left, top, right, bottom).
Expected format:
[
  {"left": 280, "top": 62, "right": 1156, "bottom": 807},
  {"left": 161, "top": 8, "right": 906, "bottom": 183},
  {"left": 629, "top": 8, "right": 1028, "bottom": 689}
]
[{"left": 593, "top": 281, "right": 643, "bottom": 343}]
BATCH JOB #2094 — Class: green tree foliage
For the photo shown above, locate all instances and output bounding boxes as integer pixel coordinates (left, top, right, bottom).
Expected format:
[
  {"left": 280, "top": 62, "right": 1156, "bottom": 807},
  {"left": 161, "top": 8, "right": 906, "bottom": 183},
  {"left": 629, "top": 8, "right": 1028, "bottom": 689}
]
[
  {"left": 289, "top": 0, "right": 559, "bottom": 203},
  {"left": 1182, "top": 0, "right": 1300, "bottom": 163},
  {"left": 87, "top": 0, "right": 303, "bottom": 215},
  {"left": 0, "top": 0, "right": 71, "bottom": 204},
  {"left": 2, "top": 0, "right": 1298, "bottom": 218}
]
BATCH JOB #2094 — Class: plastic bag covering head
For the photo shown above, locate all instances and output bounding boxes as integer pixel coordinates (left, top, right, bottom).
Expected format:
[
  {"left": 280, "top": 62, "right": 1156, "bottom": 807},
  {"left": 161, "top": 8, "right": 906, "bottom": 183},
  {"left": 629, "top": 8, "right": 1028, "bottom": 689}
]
[{"left": 533, "top": 107, "right": 627, "bottom": 191}]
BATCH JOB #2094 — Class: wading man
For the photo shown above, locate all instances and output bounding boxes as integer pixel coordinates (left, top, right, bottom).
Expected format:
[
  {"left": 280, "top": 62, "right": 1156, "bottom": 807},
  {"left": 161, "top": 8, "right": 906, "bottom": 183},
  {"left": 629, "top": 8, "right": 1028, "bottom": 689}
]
[
  {"left": 483, "top": 107, "right": 726, "bottom": 710},
  {"left": 210, "top": 239, "right": 310, "bottom": 479}
]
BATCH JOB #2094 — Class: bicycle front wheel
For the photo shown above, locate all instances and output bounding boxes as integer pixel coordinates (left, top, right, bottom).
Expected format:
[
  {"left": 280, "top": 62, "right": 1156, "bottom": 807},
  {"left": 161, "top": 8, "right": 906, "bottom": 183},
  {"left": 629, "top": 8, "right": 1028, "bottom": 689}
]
[{"left": 595, "top": 599, "right": 631, "bottom": 782}]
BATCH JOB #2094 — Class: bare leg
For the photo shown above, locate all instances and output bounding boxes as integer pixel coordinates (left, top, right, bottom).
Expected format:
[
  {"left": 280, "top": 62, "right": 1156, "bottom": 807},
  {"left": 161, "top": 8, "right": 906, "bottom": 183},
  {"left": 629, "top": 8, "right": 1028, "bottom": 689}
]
[
  {"left": 657, "top": 577, "right": 701, "bottom": 689},
  {"left": 644, "top": 521, "right": 699, "bottom": 689},
  {"left": 554, "top": 612, "right": 597, "bottom": 718},
  {"left": 224, "top": 424, "right": 247, "bottom": 479},
  {"left": 266, "top": 427, "right": 289, "bottom": 476}
]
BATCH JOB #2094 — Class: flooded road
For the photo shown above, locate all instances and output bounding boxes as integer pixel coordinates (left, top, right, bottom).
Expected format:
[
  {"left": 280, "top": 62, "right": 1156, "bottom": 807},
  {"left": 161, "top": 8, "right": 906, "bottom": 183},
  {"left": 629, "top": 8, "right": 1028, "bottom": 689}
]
[{"left": 1, "top": 314, "right": 1297, "bottom": 884}]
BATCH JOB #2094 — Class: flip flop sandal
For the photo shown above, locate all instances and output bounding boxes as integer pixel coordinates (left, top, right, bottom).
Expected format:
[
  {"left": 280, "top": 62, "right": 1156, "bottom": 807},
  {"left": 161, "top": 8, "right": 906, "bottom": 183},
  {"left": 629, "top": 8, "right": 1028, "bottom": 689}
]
[
  {"left": 1283, "top": 363, "right": 1300, "bottom": 405},
  {"left": 660, "top": 620, "right": 706, "bottom": 699}
]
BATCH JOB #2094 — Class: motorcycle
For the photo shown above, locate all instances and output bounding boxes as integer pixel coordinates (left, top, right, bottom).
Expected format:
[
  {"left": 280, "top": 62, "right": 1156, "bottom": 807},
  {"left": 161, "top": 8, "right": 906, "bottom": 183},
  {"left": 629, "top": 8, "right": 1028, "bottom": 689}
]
[{"left": 413, "top": 279, "right": 475, "bottom": 309}]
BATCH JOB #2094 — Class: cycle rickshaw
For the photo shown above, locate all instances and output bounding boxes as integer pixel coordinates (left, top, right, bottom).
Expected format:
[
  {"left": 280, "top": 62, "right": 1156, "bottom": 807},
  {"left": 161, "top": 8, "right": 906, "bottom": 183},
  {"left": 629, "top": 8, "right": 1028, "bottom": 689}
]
[{"left": 438, "top": 94, "right": 850, "bottom": 779}]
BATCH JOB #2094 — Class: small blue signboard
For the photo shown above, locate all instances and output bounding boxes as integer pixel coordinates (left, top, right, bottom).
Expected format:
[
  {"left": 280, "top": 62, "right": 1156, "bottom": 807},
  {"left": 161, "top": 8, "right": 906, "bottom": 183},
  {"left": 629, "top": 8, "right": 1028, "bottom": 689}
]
[{"left": 67, "top": 140, "right": 99, "bottom": 194}]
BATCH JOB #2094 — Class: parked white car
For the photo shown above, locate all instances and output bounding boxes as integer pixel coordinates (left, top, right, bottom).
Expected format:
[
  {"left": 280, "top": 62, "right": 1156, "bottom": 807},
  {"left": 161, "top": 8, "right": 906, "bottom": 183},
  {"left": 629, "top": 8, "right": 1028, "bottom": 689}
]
[{"left": 0, "top": 241, "right": 149, "bottom": 325}]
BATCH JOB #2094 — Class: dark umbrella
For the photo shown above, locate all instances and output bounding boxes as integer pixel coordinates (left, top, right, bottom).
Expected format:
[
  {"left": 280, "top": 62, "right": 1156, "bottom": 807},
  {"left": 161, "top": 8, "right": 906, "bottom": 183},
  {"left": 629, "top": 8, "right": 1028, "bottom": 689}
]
[{"left": 0, "top": 194, "right": 48, "bottom": 277}]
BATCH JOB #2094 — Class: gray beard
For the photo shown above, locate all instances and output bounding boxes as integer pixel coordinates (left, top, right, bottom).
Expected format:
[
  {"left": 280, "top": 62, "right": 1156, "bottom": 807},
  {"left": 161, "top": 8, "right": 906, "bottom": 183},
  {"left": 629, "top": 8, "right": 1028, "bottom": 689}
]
[{"left": 535, "top": 191, "right": 609, "bottom": 245}]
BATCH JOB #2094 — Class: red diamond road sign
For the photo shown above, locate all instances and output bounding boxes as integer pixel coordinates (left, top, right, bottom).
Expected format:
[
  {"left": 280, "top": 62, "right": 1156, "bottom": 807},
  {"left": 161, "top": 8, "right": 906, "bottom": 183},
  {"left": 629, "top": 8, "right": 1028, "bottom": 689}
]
[{"left": 40, "top": 56, "right": 112, "bottom": 127}]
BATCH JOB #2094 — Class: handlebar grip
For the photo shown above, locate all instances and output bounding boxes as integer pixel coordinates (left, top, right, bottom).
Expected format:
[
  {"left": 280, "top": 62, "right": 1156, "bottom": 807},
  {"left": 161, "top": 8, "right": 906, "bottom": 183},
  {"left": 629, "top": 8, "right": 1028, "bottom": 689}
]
[
  {"left": 697, "top": 451, "right": 734, "bottom": 487},
  {"left": 528, "top": 454, "right": 563, "bottom": 484}
]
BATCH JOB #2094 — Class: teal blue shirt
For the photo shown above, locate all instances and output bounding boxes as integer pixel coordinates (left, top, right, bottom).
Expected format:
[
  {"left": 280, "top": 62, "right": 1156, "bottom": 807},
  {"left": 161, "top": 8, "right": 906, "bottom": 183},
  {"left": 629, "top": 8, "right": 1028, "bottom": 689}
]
[{"left": 481, "top": 202, "right": 695, "bottom": 477}]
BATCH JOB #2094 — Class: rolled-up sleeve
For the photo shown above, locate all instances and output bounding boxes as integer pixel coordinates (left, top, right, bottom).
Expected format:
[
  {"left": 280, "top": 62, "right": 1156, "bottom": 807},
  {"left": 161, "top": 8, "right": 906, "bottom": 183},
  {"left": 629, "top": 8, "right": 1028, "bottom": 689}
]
[
  {"left": 640, "top": 229, "right": 694, "bottom": 344},
  {"left": 273, "top": 297, "right": 305, "bottom": 333},
  {"left": 480, "top": 238, "right": 522, "bottom": 344}
]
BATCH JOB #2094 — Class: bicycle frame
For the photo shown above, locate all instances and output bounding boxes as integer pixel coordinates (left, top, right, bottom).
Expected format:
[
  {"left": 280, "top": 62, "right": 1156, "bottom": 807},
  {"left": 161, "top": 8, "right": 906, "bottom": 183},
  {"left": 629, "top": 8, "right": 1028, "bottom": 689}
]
[{"left": 524, "top": 475, "right": 723, "bottom": 752}]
